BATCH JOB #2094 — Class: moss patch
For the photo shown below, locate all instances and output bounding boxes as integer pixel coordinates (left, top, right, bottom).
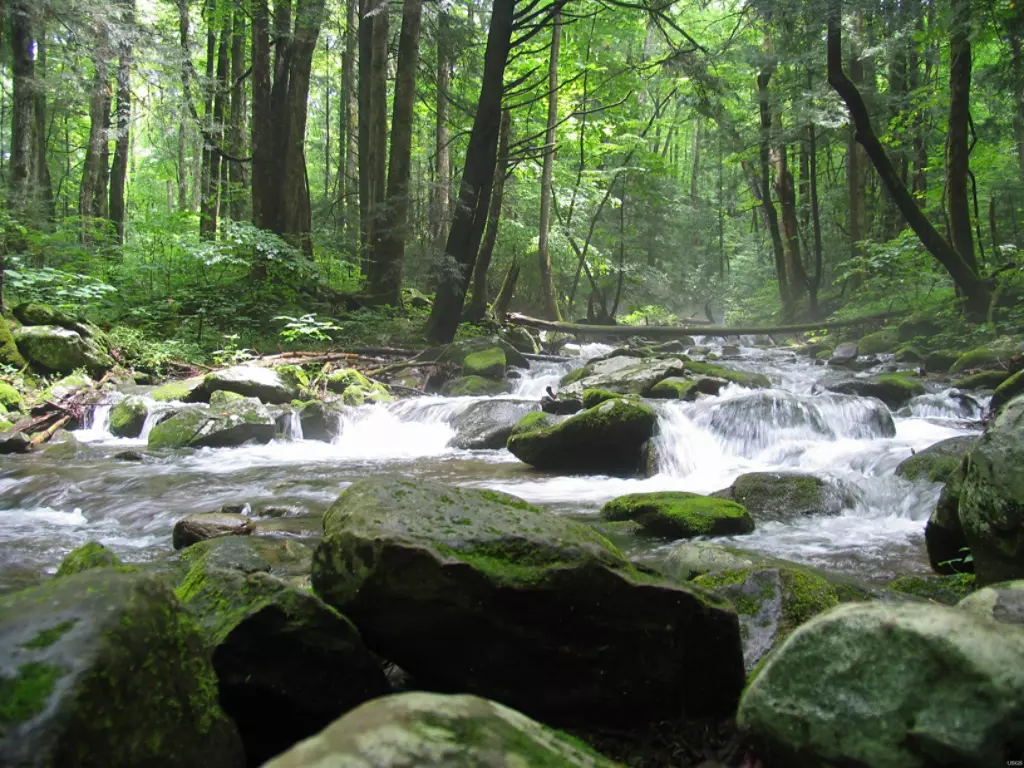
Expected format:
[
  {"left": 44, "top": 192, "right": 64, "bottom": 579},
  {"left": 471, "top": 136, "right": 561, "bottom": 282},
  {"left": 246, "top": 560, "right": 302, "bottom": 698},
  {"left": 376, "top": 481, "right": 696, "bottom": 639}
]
[
  {"left": 0, "top": 315, "right": 27, "bottom": 369},
  {"left": 21, "top": 620, "right": 77, "bottom": 650},
  {"left": 55, "top": 542, "right": 126, "bottom": 578},
  {"left": 462, "top": 347, "right": 506, "bottom": 379},
  {"left": 0, "top": 381, "right": 23, "bottom": 411},
  {"left": 888, "top": 573, "right": 976, "bottom": 605},
  {"left": 952, "top": 371, "right": 1011, "bottom": 390},
  {"left": 440, "top": 376, "right": 506, "bottom": 397},
  {"left": 600, "top": 491, "right": 755, "bottom": 538},
  {"left": 150, "top": 376, "right": 204, "bottom": 402},
  {"left": 0, "top": 662, "right": 65, "bottom": 724},
  {"left": 684, "top": 361, "right": 770, "bottom": 389},
  {"left": 581, "top": 389, "right": 625, "bottom": 409},
  {"left": 857, "top": 331, "right": 898, "bottom": 356},
  {"left": 647, "top": 377, "right": 699, "bottom": 400}
]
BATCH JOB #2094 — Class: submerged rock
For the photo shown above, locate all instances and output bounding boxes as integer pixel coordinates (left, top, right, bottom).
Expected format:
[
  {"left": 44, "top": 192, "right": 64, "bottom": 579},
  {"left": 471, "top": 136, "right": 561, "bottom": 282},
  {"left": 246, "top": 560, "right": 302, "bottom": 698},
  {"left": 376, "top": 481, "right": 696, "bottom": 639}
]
[
  {"left": 311, "top": 476, "right": 745, "bottom": 726},
  {"left": 0, "top": 569, "right": 243, "bottom": 767},
  {"left": 722, "top": 472, "right": 849, "bottom": 521},
  {"left": 895, "top": 435, "right": 976, "bottom": 483},
  {"left": 507, "top": 398, "right": 657, "bottom": 475},
  {"left": 178, "top": 535, "right": 315, "bottom": 586},
  {"left": 600, "top": 491, "right": 754, "bottom": 538},
  {"left": 827, "top": 373, "right": 926, "bottom": 409},
  {"left": 440, "top": 375, "right": 507, "bottom": 397},
  {"left": 191, "top": 365, "right": 299, "bottom": 404},
  {"left": 265, "top": 692, "right": 620, "bottom": 768},
  {"left": 737, "top": 601, "right": 1024, "bottom": 768},
  {"left": 172, "top": 512, "right": 255, "bottom": 550},
  {"left": 148, "top": 399, "right": 276, "bottom": 450},
  {"left": 448, "top": 399, "right": 538, "bottom": 450}
]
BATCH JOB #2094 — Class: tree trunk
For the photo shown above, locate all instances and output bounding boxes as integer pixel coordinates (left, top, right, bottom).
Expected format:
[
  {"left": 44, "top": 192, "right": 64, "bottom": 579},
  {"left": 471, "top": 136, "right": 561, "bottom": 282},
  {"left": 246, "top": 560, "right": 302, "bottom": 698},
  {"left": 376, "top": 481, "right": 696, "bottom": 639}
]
[
  {"left": 10, "top": 1, "right": 39, "bottom": 220},
  {"left": 536, "top": 10, "right": 563, "bottom": 321},
  {"left": 228, "top": 5, "right": 248, "bottom": 222},
  {"left": 367, "top": 0, "right": 424, "bottom": 305},
  {"left": 432, "top": 9, "right": 452, "bottom": 247},
  {"left": 340, "top": 0, "right": 356, "bottom": 240},
  {"left": 79, "top": 29, "right": 111, "bottom": 237},
  {"left": 424, "top": 0, "right": 514, "bottom": 343},
  {"left": 756, "top": 65, "right": 792, "bottom": 316},
  {"left": 827, "top": 8, "right": 990, "bottom": 319},
  {"left": 199, "top": 0, "right": 217, "bottom": 237},
  {"left": 467, "top": 108, "right": 511, "bottom": 322},
  {"left": 492, "top": 256, "right": 520, "bottom": 319},
  {"left": 808, "top": 112, "right": 823, "bottom": 313},
  {"left": 201, "top": 19, "right": 229, "bottom": 238},
  {"left": 110, "top": 0, "right": 134, "bottom": 244},
  {"left": 846, "top": 19, "right": 869, "bottom": 284},
  {"left": 946, "top": 0, "right": 977, "bottom": 274},
  {"left": 1007, "top": 4, "right": 1024, "bottom": 174}
]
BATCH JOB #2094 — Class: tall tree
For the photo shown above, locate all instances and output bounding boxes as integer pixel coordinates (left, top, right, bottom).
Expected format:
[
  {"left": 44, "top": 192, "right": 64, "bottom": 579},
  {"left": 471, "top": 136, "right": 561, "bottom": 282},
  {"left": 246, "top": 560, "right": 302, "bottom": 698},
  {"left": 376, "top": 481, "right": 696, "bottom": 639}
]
[
  {"left": 432, "top": 9, "right": 452, "bottom": 248},
  {"left": 80, "top": 23, "right": 112, "bottom": 233},
  {"left": 110, "top": 0, "right": 135, "bottom": 243},
  {"left": 467, "top": 108, "right": 511, "bottom": 322},
  {"left": 536, "top": 9, "right": 563, "bottom": 321},
  {"left": 946, "top": 0, "right": 976, "bottom": 273},
  {"left": 228, "top": 3, "right": 248, "bottom": 222}
]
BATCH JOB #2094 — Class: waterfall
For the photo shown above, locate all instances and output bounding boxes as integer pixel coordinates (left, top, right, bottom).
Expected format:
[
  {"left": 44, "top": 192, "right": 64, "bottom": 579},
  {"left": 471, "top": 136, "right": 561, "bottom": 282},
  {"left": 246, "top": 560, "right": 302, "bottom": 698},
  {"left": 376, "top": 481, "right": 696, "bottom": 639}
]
[
  {"left": 76, "top": 404, "right": 114, "bottom": 440},
  {"left": 284, "top": 410, "right": 304, "bottom": 440}
]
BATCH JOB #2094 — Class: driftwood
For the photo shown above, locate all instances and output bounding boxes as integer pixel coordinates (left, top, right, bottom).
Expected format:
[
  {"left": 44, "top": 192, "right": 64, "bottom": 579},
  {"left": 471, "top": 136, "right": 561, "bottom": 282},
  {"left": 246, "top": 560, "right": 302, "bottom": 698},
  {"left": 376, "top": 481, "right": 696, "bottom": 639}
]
[{"left": 506, "top": 310, "right": 908, "bottom": 340}]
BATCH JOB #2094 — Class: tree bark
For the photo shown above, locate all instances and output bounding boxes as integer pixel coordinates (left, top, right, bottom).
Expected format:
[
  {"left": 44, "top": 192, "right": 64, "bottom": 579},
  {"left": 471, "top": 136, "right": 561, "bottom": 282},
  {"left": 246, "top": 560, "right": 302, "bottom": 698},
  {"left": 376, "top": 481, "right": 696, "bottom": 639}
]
[
  {"left": 424, "top": 0, "right": 514, "bottom": 343},
  {"left": 109, "top": 0, "right": 134, "bottom": 243},
  {"left": 946, "top": 0, "right": 977, "bottom": 273},
  {"left": 432, "top": 9, "right": 452, "bottom": 247},
  {"left": 536, "top": 10, "right": 563, "bottom": 321},
  {"left": 340, "top": 0, "right": 357, "bottom": 239},
  {"left": 756, "top": 65, "right": 792, "bottom": 316},
  {"left": 201, "top": 18, "right": 229, "bottom": 238},
  {"left": 467, "top": 108, "right": 511, "bottom": 322},
  {"left": 367, "top": 0, "right": 424, "bottom": 305},
  {"left": 228, "top": 5, "right": 248, "bottom": 222},
  {"left": 79, "top": 28, "right": 111, "bottom": 236}
]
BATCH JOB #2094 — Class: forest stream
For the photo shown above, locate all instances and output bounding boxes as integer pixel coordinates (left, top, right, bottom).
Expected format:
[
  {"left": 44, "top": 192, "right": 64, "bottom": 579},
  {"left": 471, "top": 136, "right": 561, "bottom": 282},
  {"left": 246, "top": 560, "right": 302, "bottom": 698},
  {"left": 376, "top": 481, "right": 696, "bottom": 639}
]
[{"left": 0, "top": 337, "right": 983, "bottom": 594}]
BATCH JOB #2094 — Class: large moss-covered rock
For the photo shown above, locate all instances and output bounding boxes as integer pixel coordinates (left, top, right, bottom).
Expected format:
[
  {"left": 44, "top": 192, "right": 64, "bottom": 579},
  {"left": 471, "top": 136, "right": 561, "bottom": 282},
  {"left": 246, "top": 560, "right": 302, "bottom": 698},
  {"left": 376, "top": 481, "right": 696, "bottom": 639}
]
[
  {"left": 12, "top": 325, "right": 113, "bottom": 375},
  {"left": 991, "top": 370, "right": 1024, "bottom": 416},
  {"left": 736, "top": 601, "right": 1024, "bottom": 768},
  {"left": 449, "top": 399, "right": 538, "bottom": 450},
  {"left": 0, "top": 569, "right": 243, "bottom": 767},
  {"left": 311, "top": 477, "right": 745, "bottom": 725},
  {"left": 324, "top": 368, "right": 393, "bottom": 404},
  {"left": 0, "top": 381, "right": 22, "bottom": 412},
  {"left": 924, "top": 348, "right": 962, "bottom": 374},
  {"left": 896, "top": 435, "right": 976, "bottom": 484},
  {"left": 925, "top": 463, "right": 973, "bottom": 575},
  {"left": 150, "top": 375, "right": 205, "bottom": 402},
  {"left": 178, "top": 535, "right": 314, "bottom": 586},
  {"left": 723, "top": 472, "right": 848, "bottom": 521},
  {"left": 888, "top": 573, "right": 976, "bottom": 605},
  {"left": 959, "top": 394, "right": 1024, "bottom": 585},
  {"left": 148, "top": 399, "right": 276, "bottom": 450},
  {"left": 422, "top": 336, "right": 530, "bottom": 371},
  {"left": 109, "top": 395, "right": 149, "bottom": 438},
  {"left": 291, "top": 400, "right": 342, "bottom": 442},
  {"left": 949, "top": 339, "right": 1019, "bottom": 374},
  {"left": 857, "top": 330, "right": 899, "bottom": 356},
  {"left": 827, "top": 373, "right": 926, "bottom": 409},
  {"left": 190, "top": 365, "right": 299, "bottom": 404},
  {"left": 175, "top": 560, "right": 388, "bottom": 764},
  {"left": 646, "top": 376, "right": 700, "bottom": 400},
  {"left": 0, "top": 315, "right": 27, "bottom": 369},
  {"left": 441, "top": 375, "right": 507, "bottom": 397},
  {"left": 172, "top": 512, "right": 255, "bottom": 550},
  {"left": 265, "top": 692, "right": 620, "bottom": 768},
  {"left": 958, "top": 580, "right": 1024, "bottom": 627},
  {"left": 558, "top": 355, "right": 687, "bottom": 396},
  {"left": 600, "top": 492, "right": 754, "bottom": 539},
  {"left": 694, "top": 567, "right": 839, "bottom": 674},
  {"left": 580, "top": 388, "right": 626, "bottom": 408},
  {"left": 953, "top": 370, "right": 1012, "bottom": 390},
  {"left": 462, "top": 347, "right": 506, "bottom": 379},
  {"left": 507, "top": 398, "right": 657, "bottom": 475},
  {"left": 684, "top": 361, "right": 771, "bottom": 389},
  {"left": 13, "top": 302, "right": 82, "bottom": 330},
  {"left": 897, "top": 313, "right": 941, "bottom": 342},
  {"left": 54, "top": 542, "right": 125, "bottom": 577}
]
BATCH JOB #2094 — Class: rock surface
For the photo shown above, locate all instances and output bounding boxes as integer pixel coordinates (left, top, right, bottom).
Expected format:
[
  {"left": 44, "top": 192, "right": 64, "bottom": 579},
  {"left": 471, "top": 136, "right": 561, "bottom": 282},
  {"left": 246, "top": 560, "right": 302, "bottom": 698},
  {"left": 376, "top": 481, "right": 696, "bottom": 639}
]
[
  {"left": 448, "top": 399, "right": 538, "bottom": 450},
  {"left": 191, "top": 365, "right": 300, "bottom": 404},
  {"left": 896, "top": 435, "right": 976, "bottom": 483},
  {"left": 600, "top": 491, "right": 754, "bottom": 538},
  {"left": 148, "top": 399, "right": 277, "bottom": 450},
  {"left": 925, "top": 463, "right": 973, "bottom": 575},
  {"left": 12, "top": 325, "right": 113, "bottom": 375},
  {"left": 172, "top": 512, "right": 255, "bottom": 550},
  {"left": 958, "top": 580, "right": 1024, "bottom": 627},
  {"left": 827, "top": 373, "right": 926, "bottom": 409},
  {"left": 110, "top": 395, "right": 149, "bottom": 438},
  {"left": 722, "top": 472, "right": 849, "bottom": 521}
]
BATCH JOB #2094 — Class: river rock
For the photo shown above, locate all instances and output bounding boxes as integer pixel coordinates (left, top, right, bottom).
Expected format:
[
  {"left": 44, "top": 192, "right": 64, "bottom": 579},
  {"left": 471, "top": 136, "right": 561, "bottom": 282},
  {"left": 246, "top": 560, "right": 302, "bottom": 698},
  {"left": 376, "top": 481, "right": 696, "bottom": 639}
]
[
  {"left": 0, "top": 430, "right": 32, "bottom": 454},
  {"left": 958, "top": 580, "right": 1024, "bottom": 627},
  {"left": 175, "top": 560, "right": 388, "bottom": 764},
  {"left": 462, "top": 347, "right": 506, "bottom": 379},
  {"left": 54, "top": 542, "right": 125, "bottom": 577},
  {"left": 264, "top": 692, "right": 619, "bottom": 768},
  {"left": 325, "top": 368, "right": 393, "bottom": 404},
  {"left": 683, "top": 360, "right": 770, "bottom": 389},
  {"left": 148, "top": 399, "right": 277, "bottom": 450},
  {"left": 580, "top": 388, "right": 627, "bottom": 408},
  {"left": 190, "top": 365, "right": 299, "bottom": 404},
  {"left": 293, "top": 400, "right": 343, "bottom": 442},
  {"left": 990, "top": 370, "right": 1024, "bottom": 416},
  {"left": 507, "top": 398, "right": 657, "bottom": 475},
  {"left": 722, "top": 472, "right": 849, "bottom": 521},
  {"left": 150, "top": 375, "right": 205, "bottom": 402},
  {"left": 559, "top": 355, "right": 687, "bottom": 396},
  {"left": 449, "top": 399, "right": 538, "bottom": 450},
  {"left": 694, "top": 567, "right": 839, "bottom": 674},
  {"left": 311, "top": 476, "right": 745, "bottom": 725},
  {"left": 896, "top": 435, "right": 976, "bottom": 483},
  {"left": 662, "top": 541, "right": 787, "bottom": 581},
  {"left": 499, "top": 326, "right": 540, "bottom": 354},
  {"left": 172, "top": 512, "right": 255, "bottom": 550},
  {"left": 178, "top": 535, "right": 315, "bottom": 586},
  {"left": 0, "top": 314, "right": 27, "bottom": 369},
  {"left": 959, "top": 394, "right": 1024, "bottom": 585},
  {"left": 949, "top": 338, "right": 1019, "bottom": 375},
  {"left": 109, "top": 395, "right": 149, "bottom": 438},
  {"left": 12, "top": 325, "right": 114, "bottom": 375},
  {"left": 423, "top": 336, "right": 530, "bottom": 371},
  {"left": 600, "top": 491, "right": 754, "bottom": 538},
  {"left": 736, "top": 601, "right": 1024, "bottom": 768},
  {"left": 440, "top": 375, "right": 507, "bottom": 396},
  {"left": 925, "top": 464, "right": 973, "bottom": 575},
  {"left": 0, "top": 569, "right": 243, "bottom": 767},
  {"left": 887, "top": 573, "right": 976, "bottom": 605},
  {"left": 826, "top": 373, "right": 926, "bottom": 409},
  {"left": 856, "top": 330, "right": 899, "bottom": 356},
  {"left": 828, "top": 341, "right": 859, "bottom": 365},
  {"left": 647, "top": 376, "right": 700, "bottom": 400}
]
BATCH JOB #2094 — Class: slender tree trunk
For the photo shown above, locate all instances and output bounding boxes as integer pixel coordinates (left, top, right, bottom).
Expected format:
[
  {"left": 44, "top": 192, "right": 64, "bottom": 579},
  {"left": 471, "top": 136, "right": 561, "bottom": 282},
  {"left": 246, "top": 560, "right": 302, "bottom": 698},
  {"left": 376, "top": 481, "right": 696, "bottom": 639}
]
[
  {"left": 367, "top": 0, "right": 424, "bottom": 305},
  {"left": 200, "top": 19, "right": 228, "bottom": 238},
  {"left": 772, "top": 120, "right": 808, "bottom": 298},
  {"left": 756, "top": 65, "right": 792, "bottom": 315},
  {"left": 432, "top": 9, "right": 452, "bottom": 247},
  {"left": 492, "top": 256, "right": 520, "bottom": 319},
  {"left": 846, "top": 18, "right": 869, "bottom": 284},
  {"left": 1007, "top": 4, "right": 1024, "bottom": 174},
  {"left": 947, "top": 0, "right": 977, "bottom": 273},
  {"left": 808, "top": 117, "right": 823, "bottom": 313},
  {"left": 250, "top": 0, "right": 272, "bottom": 233},
  {"left": 689, "top": 118, "right": 701, "bottom": 203},
  {"left": 79, "top": 30, "right": 111, "bottom": 237},
  {"left": 199, "top": 0, "right": 217, "bottom": 236},
  {"left": 536, "top": 10, "right": 563, "bottom": 321},
  {"left": 228, "top": 5, "right": 247, "bottom": 222},
  {"left": 110, "top": 0, "right": 135, "bottom": 243},
  {"left": 340, "top": 0, "right": 356, "bottom": 239},
  {"left": 424, "top": 0, "right": 515, "bottom": 343},
  {"left": 467, "top": 108, "right": 511, "bottom": 322}
]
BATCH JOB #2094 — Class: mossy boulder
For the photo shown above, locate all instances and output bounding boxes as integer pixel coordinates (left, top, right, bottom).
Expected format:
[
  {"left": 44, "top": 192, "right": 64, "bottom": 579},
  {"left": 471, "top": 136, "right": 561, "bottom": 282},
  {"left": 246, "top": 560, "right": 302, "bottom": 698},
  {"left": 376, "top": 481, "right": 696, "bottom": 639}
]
[
  {"left": 265, "top": 692, "right": 620, "bottom": 768},
  {"left": 148, "top": 399, "right": 276, "bottom": 450},
  {"left": 150, "top": 376, "right": 205, "bottom": 402},
  {"left": 208, "top": 390, "right": 246, "bottom": 406},
  {"left": 0, "top": 381, "right": 22, "bottom": 412},
  {"left": 558, "top": 355, "right": 687, "bottom": 396},
  {"left": 925, "top": 463, "right": 973, "bottom": 575},
  {"left": 736, "top": 601, "right": 1024, "bottom": 768},
  {"left": 291, "top": 400, "right": 338, "bottom": 442},
  {"left": 684, "top": 360, "right": 770, "bottom": 389},
  {"left": 441, "top": 375, "right": 507, "bottom": 397},
  {"left": 507, "top": 398, "right": 657, "bottom": 475},
  {"left": 958, "top": 580, "right": 1024, "bottom": 627},
  {"left": 723, "top": 472, "right": 849, "bottom": 521},
  {"left": 887, "top": 573, "right": 976, "bottom": 605},
  {"left": 827, "top": 373, "right": 926, "bottom": 409},
  {"left": 924, "top": 348, "right": 963, "bottom": 374},
  {"left": 190, "top": 365, "right": 299, "bottom": 404},
  {"left": 499, "top": 326, "right": 541, "bottom": 354},
  {"left": 323, "top": 368, "right": 393, "bottom": 405},
  {"left": 109, "top": 395, "right": 149, "bottom": 438},
  {"left": 0, "top": 569, "right": 243, "bottom": 766},
  {"left": 462, "top": 347, "right": 506, "bottom": 379},
  {"left": 174, "top": 560, "right": 388, "bottom": 764},
  {"left": 959, "top": 394, "right": 1024, "bottom": 585},
  {"left": 311, "top": 476, "right": 745, "bottom": 725},
  {"left": 581, "top": 388, "right": 626, "bottom": 408},
  {"left": 12, "top": 302, "right": 80, "bottom": 330},
  {"left": 990, "top": 370, "right": 1024, "bottom": 416},
  {"left": 897, "top": 313, "right": 941, "bottom": 343},
  {"left": 949, "top": 340, "right": 1018, "bottom": 374},
  {"left": 896, "top": 435, "right": 976, "bottom": 484},
  {"left": 11, "top": 325, "right": 114, "bottom": 376},
  {"left": 646, "top": 376, "right": 700, "bottom": 400},
  {"left": 600, "top": 492, "right": 754, "bottom": 539},
  {"left": 54, "top": 542, "right": 125, "bottom": 577},
  {"left": 179, "top": 535, "right": 315, "bottom": 587},
  {"left": 857, "top": 330, "right": 899, "bottom": 356},
  {"left": 449, "top": 399, "right": 538, "bottom": 450},
  {"left": 893, "top": 345, "right": 924, "bottom": 363},
  {"left": 952, "top": 370, "right": 1011, "bottom": 390},
  {"left": 422, "top": 336, "right": 530, "bottom": 371},
  {"left": 172, "top": 512, "right": 255, "bottom": 550},
  {"left": 694, "top": 568, "right": 839, "bottom": 674},
  {"left": 0, "top": 315, "right": 27, "bottom": 369},
  {"left": 829, "top": 341, "right": 859, "bottom": 365}
]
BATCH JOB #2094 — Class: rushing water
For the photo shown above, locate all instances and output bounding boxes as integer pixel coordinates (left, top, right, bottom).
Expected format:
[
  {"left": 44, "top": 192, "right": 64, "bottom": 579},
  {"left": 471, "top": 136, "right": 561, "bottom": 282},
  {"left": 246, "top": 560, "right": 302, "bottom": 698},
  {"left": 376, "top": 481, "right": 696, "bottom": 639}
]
[{"left": 0, "top": 340, "right": 985, "bottom": 593}]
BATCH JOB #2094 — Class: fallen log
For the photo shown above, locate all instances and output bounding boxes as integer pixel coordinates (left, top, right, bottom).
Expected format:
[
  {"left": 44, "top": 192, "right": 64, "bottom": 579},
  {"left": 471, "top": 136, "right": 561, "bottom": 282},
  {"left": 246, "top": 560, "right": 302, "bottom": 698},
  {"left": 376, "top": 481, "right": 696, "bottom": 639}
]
[{"left": 506, "top": 310, "right": 909, "bottom": 340}]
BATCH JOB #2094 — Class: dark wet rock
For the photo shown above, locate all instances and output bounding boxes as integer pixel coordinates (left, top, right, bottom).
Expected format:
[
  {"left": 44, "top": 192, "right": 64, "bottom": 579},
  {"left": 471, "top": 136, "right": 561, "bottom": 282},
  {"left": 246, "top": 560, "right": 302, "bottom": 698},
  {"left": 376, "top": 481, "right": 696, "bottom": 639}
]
[
  {"left": 311, "top": 476, "right": 746, "bottom": 726},
  {"left": 958, "top": 580, "right": 1024, "bottom": 627},
  {"left": 925, "top": 463, "right": 973, "bottom": 575},
  {"left": 190, "top": 365, "right": 299, "bottom": 404},
  {"left": 721, "top": 343, "right": 741, "bottom": 358},
  {"left": 721, "top": 472, "right": 850, "bottom": 521},
  {"left": 600, "top": 491, "right": 754, "bottom": 538},
  {"left": 0, "top": 431, "right": 32, "bottom": 454},
  {"left": 440, "top": 376, "right": 507, "bottom": 397},
  {"left": 264, "top": 692, "right": 620, "bottom": 768},
  {"left": 172, "top": 512, "right": 255, "bottom": 550},
  {"left": 896, "top": 436, "right": 976, "bottom": 483},
  {"left": 0, "top": 569, "right": 243, "bottom": 767},
  {"left": 178, "top": 535, "right": 315, "bottom": 585},
  {"left": 148, "top": 399, "right": 276, "bottom": 450},
  {"left": 113, "top": 450, "right": 146, "bottom": 462},
  {"left": 507, "top": 398, "right": 657, "bottom": 475},
  {"left": 737, "top": 602, "right": 1024, "bottom": 768},
  {"left": 887, "top": 573, "right": 976, "bottom": 605},
  {"left": 828, "top": 342, "right": 859, "bottom": 365},
  {"left": 826, "top": 373, "right": 926, "bottom": 409},
  {"left": 293, "top": 400, "right": 342, "bottom": 442},
  {"left": 959, "top": 394, "right": 1024, "bottom": 585},
  {"left": 991, "top": 371, "right": 1024, "bottom": 416},
  {"left": 540, "top": 395, "right": 583, "bottom": 415},
  {"left": 174, "top": 560, "right": 388, "bottom": 765},
  {"left": 449, "top": 399, "right": 538, "bottom": 450},
  {"left": 110, "top": 395, "right": 149, "bottom": 438}
]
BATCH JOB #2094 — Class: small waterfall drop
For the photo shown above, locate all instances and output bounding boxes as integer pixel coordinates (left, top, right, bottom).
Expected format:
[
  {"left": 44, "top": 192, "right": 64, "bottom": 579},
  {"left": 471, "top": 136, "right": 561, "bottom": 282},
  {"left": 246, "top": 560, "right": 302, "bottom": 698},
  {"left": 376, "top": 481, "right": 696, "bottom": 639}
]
[
  {"left": 75, "top": 404, "right": 114, "bottom": 441},
  {"left": 284, "top": 410, "right": 304, "bottom": 440}
]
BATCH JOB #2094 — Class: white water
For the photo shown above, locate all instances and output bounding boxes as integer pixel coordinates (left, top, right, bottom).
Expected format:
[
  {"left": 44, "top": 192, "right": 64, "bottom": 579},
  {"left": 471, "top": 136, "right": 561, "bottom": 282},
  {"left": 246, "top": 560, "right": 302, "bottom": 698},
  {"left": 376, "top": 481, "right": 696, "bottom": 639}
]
[{"left": 0, "top": 339, "right": 985, "bottom": 589}]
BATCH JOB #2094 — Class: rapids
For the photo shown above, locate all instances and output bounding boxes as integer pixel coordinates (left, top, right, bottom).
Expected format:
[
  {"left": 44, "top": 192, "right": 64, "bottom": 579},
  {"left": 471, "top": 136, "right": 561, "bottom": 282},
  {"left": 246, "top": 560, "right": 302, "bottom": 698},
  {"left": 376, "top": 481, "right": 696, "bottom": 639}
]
[{"left": 0, "top": 340, "right": 984, "bottom": 593}]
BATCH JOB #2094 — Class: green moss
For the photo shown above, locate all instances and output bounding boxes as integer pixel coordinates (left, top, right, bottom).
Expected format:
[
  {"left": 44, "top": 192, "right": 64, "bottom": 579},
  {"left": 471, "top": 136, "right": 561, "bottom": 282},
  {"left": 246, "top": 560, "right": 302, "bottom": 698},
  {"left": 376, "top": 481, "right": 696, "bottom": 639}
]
[
  {"left": 684, "top": 361, "right": 770, "bottom": 389},
  {"left": 0, "top": 381, "right": 23, "bottom": 411},
  {"left": 327, "top": 368, "right": 372, "bottom": 392},
  {"left": 274, "top": 364, "right": 310, "bottom": 389},
  {"left": 991, "top": 371, "right": 1024, "bottom": 415},
  {"left": 874, "top": 373, "right": 926, "bottom": 395},
  {"left": 893, "top": 346, "right": 924, "bottom": 363},
  {"left": 435, "top": 540, "right": 578, "bottom": 588},
  {"left": 0, "top": 314, "right": 27, "bottom": 369},
  {"left": 510, "top": 411, "right": 554, "bottom": 436},
  {"left": 21, "top": 620, "right": 77, "bottom": 649},
  {"left": 952, "top": 370, "right": 1012, "bottom": 390},
  {"left": 815, "top": 349, "right": 833, "bottom": 361},
  {"left": 778, "top": 569, "right": 839, "bottom": 633},
  {"left": 559, "top": 367, "right": 589, "bottom": 387},
  {"left": 150, "top": 376, "right": 204, "bottom": 402},
  {"left": 478, "top": 489, "right": 535, "bottom": 511},
  {"left": 857, "top": 331, "right": 899, "bottom": 356},
  {"left": 600, "top": 491, "right": 754, "bottom": 538},
  {"left": 0, "top": 662, "right": 65, "bottom": 724},
  {"left": 949, "top": 344, "right": 1014, "bottom": 374},
  {"left": 109, "top": 396, "right": 149, "bottom": 438},
  {"left": 924, "top": 349, "right": 963, "bottom": 373},
  {"left": 581, "top": 388, "right": 624, "bottom": 408},
  {"left": 208, "top": 390, "right": 246, "bottom": 406},
  {"left": 647, "top": 377, "right": 698, "bottom": 400},
  {"left": 55, "top": 542, "right": 126, "bottom": 577},
  {"left": 462, "top": 347, "right": 506, "bottom": 379},
  {"left": 440, "top": 376, "right": 506, "bottom": 397},
  {"left": 888, "top": 573, "right": 976, "bottom": 605},
  {"left": 0, "top": 419, "right": 12, "bottom": 431}
]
